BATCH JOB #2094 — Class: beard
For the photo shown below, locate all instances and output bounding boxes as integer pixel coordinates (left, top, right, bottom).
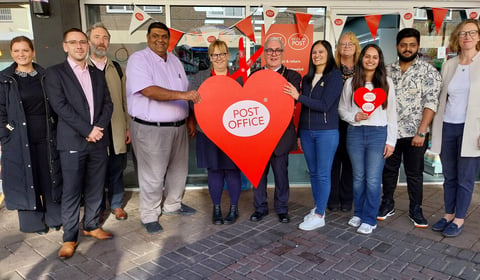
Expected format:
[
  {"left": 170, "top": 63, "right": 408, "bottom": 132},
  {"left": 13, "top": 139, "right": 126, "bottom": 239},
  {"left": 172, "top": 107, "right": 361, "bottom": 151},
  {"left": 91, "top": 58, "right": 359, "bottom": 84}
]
[
  {"left": 398, "top": 50, "right": 418, "bottom": 62},
  {"left": 90, "top": 44, "right": 107, "bottom": 57}
]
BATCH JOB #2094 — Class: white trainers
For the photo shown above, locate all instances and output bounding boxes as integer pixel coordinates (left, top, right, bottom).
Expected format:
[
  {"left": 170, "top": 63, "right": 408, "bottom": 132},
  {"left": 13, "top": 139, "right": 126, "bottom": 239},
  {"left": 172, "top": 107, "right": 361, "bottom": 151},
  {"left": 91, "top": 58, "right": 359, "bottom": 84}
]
[
  {"left": 299, "top": 214, "right": 325, "bottom": 231},
  {"left": 348, "top": 216, "right": 361, "bottom": 228},
  {"left": 357, "top": 223, "right": 377, "bottom": 234},
  {"left": 304, "top": 207, "right": 317, "bottom": 221}
]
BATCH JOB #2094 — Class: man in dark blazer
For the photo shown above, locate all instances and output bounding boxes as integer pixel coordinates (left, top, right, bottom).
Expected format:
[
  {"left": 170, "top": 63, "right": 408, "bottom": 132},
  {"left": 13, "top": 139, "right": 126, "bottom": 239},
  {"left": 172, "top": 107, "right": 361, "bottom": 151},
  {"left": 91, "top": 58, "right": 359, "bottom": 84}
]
[
  {"left": 250, "top": 37, "right": 301, "bottom": 223},
  {"left": 45, "top": 28, "right": 113, "bottom": 259}
]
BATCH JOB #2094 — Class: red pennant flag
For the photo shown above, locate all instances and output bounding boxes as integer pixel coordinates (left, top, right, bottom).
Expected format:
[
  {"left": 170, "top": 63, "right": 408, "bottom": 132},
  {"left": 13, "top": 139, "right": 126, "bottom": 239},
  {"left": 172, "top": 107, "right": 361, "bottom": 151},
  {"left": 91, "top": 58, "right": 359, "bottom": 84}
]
[
  {"left": 235, "top": 16, "right": 256, "bottom": 43},
  {"left": 295, "top": 12, "right": 312, "bottom": 37},
  {"left": 365, "top": 15, "right": 382, "bottom": 40},
  {"left": 168, "top": 28, "right": 184, "bottom": 52},
  {"left": 432, "top": 8, "right": 449, "bottom": 34}
]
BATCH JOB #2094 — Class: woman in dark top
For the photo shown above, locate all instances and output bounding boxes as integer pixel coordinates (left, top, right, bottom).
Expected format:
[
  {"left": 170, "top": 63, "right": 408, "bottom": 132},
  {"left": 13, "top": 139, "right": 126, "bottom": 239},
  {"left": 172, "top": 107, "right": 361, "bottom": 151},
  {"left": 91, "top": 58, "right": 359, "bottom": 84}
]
[
  {"left": 0, "top": 36, "right": 62, "bottom": 234},
  {"left": 190, "top": 40, "right": 242, "bottom": 225},
  {"left": 284, "top": 40, "right": 343, "bottom": 231}
]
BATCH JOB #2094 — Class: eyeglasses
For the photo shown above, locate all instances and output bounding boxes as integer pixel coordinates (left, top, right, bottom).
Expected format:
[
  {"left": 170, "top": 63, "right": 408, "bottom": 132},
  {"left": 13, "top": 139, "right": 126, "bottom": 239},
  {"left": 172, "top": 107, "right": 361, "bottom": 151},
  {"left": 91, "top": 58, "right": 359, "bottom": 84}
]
[
  {"left": 210, "top": 53, "right": 227, "bottom": 60},
  {"left": 264, "top": 48, "right": 284, "bottom": 55},
  {"left": 340, "top": 42, "right": 355, "bottom": 48},
  {"left": 65, "top": 40, "right": 88, "bottom": 46},
  {"left": 458, "top": 30, "right": 479, "bottom": 38}
]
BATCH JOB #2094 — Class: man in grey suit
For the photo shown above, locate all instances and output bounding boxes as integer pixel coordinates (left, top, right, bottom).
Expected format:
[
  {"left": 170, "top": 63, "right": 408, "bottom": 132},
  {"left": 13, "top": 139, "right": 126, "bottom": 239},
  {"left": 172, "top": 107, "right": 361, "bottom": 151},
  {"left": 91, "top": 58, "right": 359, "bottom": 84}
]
[{"left": 45, "top": 28, "right": 113, "bottom": 259}]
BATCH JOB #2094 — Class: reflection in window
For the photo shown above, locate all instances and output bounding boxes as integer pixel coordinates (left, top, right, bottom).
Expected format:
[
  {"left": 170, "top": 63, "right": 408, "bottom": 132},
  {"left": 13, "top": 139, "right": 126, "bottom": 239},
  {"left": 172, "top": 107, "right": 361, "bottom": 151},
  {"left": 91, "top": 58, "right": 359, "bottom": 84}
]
[
  {"left": 0, "top": 8, "right": 12, "bottom": 21},
  {"left": 106, "top": 5, "right": 163, "bottom": 14}
]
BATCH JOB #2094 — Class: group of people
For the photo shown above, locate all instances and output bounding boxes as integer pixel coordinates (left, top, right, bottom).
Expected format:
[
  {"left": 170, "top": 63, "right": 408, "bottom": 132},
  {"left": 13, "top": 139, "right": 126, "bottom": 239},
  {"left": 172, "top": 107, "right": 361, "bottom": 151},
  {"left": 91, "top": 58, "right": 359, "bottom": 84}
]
[{"left": 1, "top": 19, "right": 479, "bottom": 260}]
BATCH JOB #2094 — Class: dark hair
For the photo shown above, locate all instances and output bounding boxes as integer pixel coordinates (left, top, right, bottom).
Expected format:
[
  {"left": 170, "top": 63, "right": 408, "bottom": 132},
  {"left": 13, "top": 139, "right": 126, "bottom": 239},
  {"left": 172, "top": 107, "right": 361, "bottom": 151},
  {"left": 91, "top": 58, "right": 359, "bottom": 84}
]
[
  {"left": 304, "top": 40, "right": 338, "bottom": 85},
  {"left": 352, "top": 44, "right": 389, "bottom": 109},
  {"left": 147, "top": 22, "right": 170, "bottom": 37},
  {"left": 10, "top": 36, "right": 34, "bottom": 51},
  {"left": 396, "top": 28, "right": 420, "bottom": 45},
  {"left": 63, "top": 28, "right": 87, "bottom": 41}
]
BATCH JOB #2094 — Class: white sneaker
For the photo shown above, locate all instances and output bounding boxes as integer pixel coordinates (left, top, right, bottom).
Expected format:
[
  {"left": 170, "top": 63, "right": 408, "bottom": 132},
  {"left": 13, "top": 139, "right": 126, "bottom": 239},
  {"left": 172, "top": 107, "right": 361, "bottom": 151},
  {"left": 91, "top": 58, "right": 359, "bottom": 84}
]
[
  {"left": 304, "top": 207, "right": 317, "bottom": 221},
  {"left": 357, "top": 223, "right": 377, "bottom": 234},
  {"left": 299, "top": 214, "right": 325, "bottom": 231},
  {"left": 348, "top": 216, "right": 361, "bottom": 228}
]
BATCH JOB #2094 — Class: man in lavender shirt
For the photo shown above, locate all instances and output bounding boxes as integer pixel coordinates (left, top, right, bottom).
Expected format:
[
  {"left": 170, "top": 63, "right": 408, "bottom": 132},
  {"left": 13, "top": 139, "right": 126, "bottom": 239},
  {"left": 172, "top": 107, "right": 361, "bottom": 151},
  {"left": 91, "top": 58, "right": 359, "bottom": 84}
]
[
  {"left": 45, "top": 28, "right": 114, "bottom": 259},
  {"left": 126, "top": 22, "right": 201, "bottom": 234}
]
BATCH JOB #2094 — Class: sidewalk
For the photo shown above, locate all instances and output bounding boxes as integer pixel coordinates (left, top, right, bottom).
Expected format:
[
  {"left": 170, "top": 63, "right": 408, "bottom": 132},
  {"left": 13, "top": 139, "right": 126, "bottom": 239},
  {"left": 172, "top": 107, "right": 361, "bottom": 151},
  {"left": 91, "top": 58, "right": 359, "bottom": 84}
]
[{"left": 1, "top": 183, "right": 480, "bottom": 279}]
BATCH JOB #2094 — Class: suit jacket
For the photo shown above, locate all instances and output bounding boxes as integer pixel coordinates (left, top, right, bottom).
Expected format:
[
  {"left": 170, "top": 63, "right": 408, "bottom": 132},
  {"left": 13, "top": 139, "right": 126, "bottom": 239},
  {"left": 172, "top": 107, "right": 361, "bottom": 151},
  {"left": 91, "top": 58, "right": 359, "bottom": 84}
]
[{"left": 45, "top": 60, "right": 113, "bottom": 151}]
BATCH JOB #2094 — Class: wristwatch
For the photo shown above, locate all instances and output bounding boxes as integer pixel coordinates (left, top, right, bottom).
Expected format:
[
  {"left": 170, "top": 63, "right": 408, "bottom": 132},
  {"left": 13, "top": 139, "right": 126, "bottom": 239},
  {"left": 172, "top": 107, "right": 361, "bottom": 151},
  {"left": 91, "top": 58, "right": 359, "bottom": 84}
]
[{"left": 416, "top": 132, "right": 425, "bottom": 137}]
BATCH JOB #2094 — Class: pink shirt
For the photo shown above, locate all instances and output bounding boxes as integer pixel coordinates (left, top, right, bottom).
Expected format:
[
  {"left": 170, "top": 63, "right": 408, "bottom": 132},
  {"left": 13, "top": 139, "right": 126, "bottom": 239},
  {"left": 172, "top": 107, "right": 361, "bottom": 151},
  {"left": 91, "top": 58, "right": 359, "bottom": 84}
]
[
  {"left": 126, "top": 47, "right": 189, "bottom": 122},
  {"left": 67, "top": 57, "right": 94, "bottom": 124},
  {"left": 90, "top": 56, "right": 107, "bottom": 71}
]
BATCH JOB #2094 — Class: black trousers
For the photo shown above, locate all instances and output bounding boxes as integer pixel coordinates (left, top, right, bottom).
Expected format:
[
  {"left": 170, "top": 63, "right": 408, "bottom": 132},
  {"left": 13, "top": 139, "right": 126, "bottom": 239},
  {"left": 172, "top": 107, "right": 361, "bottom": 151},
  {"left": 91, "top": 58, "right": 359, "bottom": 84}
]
[
  {"left": 253, "top": 153, "right": 289, "bottom": 214},
  {"left": 382, "top": 136, "right": 428, "bottom": 208},
  {"left": 60, "top": 144, "right": 108, "bottom": 242},
  {"left": 328, "top": 120, "right": 353, "bottom": 208},
  {"left": 18, "top": 141, "right": 62, "bottom": 232}
]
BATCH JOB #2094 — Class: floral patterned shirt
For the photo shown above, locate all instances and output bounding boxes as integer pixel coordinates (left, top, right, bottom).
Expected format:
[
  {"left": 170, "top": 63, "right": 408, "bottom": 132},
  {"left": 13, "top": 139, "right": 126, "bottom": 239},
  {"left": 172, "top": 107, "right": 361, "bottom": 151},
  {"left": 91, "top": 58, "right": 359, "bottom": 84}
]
[{"left": 387, "top": 57, "right": 441, "bottom": 138}]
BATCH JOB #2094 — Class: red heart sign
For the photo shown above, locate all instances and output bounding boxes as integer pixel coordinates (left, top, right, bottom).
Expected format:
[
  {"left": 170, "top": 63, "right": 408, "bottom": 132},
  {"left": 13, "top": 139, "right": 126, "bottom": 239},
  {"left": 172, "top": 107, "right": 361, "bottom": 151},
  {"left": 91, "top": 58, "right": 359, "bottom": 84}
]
[
  {"left": 353, "top": 87, "right": 387, "bottom": 116},
  {"left": 195, "top": 70, "right": 294, "bottom": 187}
]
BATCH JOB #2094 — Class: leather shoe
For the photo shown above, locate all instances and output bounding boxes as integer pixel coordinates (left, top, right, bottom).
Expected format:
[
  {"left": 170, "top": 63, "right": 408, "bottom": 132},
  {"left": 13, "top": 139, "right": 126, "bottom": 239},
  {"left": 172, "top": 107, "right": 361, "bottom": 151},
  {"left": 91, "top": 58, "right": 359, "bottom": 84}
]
[
  {"left": 250, "top": 211, "right": 268, "bottom": 222},
  {"left": 112, "top": 208, "right": 128, "bottom": 220},
  {"left": 278, "top": 213, "right": 290, "bottom": 223},
  {"left": 83, "top": 228, "right": 113, "bottom": 240},
  {"left": 58, "top": 241, "right": 78, "bottom": 259}
]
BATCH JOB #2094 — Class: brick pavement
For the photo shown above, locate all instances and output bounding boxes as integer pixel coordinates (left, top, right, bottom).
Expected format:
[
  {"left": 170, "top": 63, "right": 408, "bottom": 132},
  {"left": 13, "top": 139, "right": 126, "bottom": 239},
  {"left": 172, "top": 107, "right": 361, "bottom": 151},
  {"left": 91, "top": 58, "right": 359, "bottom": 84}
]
[{"left": 1, "top": 186, "right": 480, "bottom": 280}]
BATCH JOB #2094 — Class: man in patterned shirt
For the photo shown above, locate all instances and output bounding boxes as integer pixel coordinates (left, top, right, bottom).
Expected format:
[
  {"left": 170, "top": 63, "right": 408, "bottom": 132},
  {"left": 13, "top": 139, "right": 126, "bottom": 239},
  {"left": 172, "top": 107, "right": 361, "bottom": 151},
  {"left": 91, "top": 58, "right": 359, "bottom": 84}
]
[{"left": 377, "top": 28, "right": 441, "bottom": 227}]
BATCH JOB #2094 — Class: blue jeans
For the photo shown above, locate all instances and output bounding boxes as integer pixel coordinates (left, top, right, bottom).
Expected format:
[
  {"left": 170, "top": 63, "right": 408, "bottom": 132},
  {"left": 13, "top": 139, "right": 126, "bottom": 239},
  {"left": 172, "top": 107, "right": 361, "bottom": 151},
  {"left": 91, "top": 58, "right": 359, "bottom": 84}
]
[
  {"left": 300, "top": 129, "right": 339, "bottom": 216},
  {"left": 440, "top": 122, "right": 480, "bottom": 218},
  {"left": 346, "top": 125, "right": 387, "bottom": 226}
]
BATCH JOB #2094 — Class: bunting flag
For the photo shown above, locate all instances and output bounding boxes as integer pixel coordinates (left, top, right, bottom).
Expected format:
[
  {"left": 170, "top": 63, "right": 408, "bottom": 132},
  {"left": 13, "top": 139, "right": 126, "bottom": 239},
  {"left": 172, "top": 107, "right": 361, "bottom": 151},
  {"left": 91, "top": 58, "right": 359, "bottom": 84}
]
[
  {"left": 201, "top": 31, "right": 220, "bottom": 45},
  {"left": 330, "top": 13, "right": 347, "bottom": 41},
  {"left": 295, "top": 12, "right": 312, "bottom": 37},
  {"left": 263, "top": 5, "right": 278, "bottom": 34},
  {"left": 168, "top": 28, "right": 184, "bottom": 52},
  {"left": 235, "top": 16, "right": 256, "bottom": 43},
  {"left": 365, "top": 15, "right": 382, "bottom": 40},
  {"left": 466, "top": 9, "right": 480, "bottom": 19},
  {"left": 129, "top": 5, "right": 152, "bottom": 34},
  {"left": 432, "top": 8, "right": 448, "bottom": 34},
  {"left": 400, "top": 10, "right": 415, "bottom": 29}
]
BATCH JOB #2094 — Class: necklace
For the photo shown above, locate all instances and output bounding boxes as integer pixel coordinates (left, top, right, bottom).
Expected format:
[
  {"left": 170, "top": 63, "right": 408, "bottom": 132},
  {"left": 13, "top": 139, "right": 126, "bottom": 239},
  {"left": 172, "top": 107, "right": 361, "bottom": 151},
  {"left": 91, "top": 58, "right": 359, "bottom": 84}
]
[{"left": 15, "top": 69, "right": 38, "bottom": 77}]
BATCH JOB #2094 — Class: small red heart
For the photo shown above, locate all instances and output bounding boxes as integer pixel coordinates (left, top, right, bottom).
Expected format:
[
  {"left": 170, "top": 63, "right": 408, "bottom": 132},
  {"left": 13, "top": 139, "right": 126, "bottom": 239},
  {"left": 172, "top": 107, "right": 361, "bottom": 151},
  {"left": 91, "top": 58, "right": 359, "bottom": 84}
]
[
  {"left": 195, "top": 70, "right": 294, "bottom": 187},
  {"left": 353, "top": 87, "right": 387, "bottom": 115}
]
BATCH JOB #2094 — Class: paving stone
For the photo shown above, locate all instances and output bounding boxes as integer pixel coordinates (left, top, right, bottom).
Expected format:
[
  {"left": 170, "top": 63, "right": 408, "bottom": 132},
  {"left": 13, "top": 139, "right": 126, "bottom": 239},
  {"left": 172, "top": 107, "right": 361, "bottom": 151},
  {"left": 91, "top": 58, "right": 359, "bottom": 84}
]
[
  {"left": 125, "top": 267, "right": 153, "bottom": 279},
  {"left": 175, "top": 269, "right": 203, "bottom": 280}
]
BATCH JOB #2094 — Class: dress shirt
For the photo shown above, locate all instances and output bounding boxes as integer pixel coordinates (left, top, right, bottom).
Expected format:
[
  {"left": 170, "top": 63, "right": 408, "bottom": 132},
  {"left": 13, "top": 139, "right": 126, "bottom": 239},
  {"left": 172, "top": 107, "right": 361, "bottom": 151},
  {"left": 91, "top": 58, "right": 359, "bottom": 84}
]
[{"left": 67, "top": 57, "right": 94, "bottom": 124}]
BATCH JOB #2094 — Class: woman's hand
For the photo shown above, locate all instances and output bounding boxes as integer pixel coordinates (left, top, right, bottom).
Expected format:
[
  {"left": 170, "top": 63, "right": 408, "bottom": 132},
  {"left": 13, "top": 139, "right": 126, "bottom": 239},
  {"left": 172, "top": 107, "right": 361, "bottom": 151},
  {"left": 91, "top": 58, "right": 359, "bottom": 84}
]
[
  {"left": 283, "top": 82, "right": 300, "bottom": 100},
  {"left": 384, "top": 144, "right": 394, "bottom": 158},
  {"left": 354, "top": 112, "right": 369, "bottom": 122}
]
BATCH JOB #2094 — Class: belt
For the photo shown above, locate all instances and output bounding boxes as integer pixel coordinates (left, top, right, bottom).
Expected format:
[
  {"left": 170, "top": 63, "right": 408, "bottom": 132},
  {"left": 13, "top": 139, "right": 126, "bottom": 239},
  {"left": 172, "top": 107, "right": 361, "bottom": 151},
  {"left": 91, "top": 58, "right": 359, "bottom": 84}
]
[{"left": 131, "top": 116, "right": 186, "bottom": 127}]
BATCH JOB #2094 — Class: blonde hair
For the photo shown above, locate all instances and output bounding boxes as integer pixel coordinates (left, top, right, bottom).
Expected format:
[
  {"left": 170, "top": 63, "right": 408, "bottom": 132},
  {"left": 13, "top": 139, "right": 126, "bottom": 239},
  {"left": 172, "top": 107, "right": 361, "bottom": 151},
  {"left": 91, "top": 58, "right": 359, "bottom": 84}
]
[
  {"left": 449, "top": 19, "right": 480, "bottom": 53},
  {"left": 334, "top": 31, "right": 361, "bottom": 67},
  {"left": 208, "top": 39, "right": 229, "bottom": 56}
]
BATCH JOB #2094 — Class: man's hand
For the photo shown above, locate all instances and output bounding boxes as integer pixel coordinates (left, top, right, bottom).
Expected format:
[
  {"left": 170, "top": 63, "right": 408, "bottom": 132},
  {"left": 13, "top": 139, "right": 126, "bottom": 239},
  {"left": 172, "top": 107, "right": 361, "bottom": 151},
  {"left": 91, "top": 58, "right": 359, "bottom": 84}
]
[
  {"left": 125, "top": 129, "right": 131, "bottom": 144},
  {"left": 86, "top": 126, "right": 104, "bottom": 143},
  {"left": 187, "top": 116, "right": 197, "bottom": 138},
  {"left": 384, "top": 144, "right": 394, "bottom": 158},
  {"left": 411, "top": 134, "right": 425, "bottom": 147},
  {"left": 186, "top": 90, "right": 201, "bottom": 104}
]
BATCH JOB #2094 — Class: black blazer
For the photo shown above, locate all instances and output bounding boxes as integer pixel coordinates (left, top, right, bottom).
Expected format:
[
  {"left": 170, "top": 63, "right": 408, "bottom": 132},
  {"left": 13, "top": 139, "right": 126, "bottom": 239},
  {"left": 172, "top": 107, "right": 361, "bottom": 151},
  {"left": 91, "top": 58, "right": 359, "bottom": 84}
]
[{"left": 45, "top": 60, "right": 113, "bottom": 151}]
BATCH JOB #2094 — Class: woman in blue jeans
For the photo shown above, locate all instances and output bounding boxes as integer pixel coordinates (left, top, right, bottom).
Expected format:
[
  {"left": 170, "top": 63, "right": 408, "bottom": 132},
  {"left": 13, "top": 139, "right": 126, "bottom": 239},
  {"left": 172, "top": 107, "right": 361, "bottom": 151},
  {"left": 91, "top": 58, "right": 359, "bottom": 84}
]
[
  {"left": 284, "top": 40, "right": 343, "bottom": 230},
  {"left": 338, "top": 44, "right": 397, "bottom": 234}
]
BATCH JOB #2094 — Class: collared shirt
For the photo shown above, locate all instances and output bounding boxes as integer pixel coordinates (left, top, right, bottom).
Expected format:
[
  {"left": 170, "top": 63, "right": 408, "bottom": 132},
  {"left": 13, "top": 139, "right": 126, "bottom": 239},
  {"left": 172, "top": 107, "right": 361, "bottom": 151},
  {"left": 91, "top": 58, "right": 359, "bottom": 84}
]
[
  {"left": 90, "top": 56, "right": 107, "bottom": 71},
  {"left": 126, "top": 47, "right": 189, "bottom": 122},
  {"left": 387, "top": 57, "right": 441, "bottom": 138},
  {"left": 67, "top": 57, "right": 94, "bottom": 124}
]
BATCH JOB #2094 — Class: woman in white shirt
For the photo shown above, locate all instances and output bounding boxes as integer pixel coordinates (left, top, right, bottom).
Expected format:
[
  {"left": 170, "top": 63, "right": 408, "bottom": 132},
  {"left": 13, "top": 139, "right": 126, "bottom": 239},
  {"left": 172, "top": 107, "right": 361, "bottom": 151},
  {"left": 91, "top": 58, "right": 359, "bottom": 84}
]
[
  {"left": 338, "top": 44, "right": 397, "bottom": 235},
  {"left": 430, "top": 19, "right": 480, "bottom": 237}
]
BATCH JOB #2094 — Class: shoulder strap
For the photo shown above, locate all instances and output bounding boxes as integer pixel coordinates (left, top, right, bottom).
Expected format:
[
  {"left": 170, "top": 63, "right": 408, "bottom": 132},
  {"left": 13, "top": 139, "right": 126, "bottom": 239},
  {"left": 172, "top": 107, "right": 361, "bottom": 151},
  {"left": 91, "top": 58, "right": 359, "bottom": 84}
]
[{"left": 112, "top": 60, "right": 123, "bottom": 79}]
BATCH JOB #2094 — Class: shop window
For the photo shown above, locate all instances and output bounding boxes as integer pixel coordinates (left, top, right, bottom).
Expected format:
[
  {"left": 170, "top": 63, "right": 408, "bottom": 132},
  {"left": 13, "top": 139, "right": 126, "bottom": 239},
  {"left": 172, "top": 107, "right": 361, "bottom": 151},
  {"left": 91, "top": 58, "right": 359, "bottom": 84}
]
[
  {"left": 0, "top": 8, "right": 12, "bottom": 21},
  {"left": 106, "top": 5, "right": 163, "bottom": 14}
]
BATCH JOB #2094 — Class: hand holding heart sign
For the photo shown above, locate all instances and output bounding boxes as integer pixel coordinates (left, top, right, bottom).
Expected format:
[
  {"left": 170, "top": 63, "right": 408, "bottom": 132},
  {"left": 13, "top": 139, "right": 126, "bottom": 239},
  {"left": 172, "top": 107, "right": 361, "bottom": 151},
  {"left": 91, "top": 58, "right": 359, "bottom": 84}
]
[
  {"left": 353, "top": 87, "right": 387, "bottom": 116},
  {"left": 195, "top": 70, "right": 294, "bottom": 187}
]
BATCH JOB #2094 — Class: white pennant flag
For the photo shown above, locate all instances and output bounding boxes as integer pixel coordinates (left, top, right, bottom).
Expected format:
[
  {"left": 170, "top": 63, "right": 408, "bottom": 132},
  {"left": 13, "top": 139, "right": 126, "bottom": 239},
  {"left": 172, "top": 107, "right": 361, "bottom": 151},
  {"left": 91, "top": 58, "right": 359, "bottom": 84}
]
[
  {"left": 263, "top": 5, "right": 278, "bottom": 34},
  {"left": 330, "top": 13, "right": 347, "bottom": 42},
  {"left": 400, "top": 10, "right": 415, "bottom": 29},
  {"left": 129, "top": 5, "right": 152, "bottom": 34},
  {"left": 466, "top": 9, "right": 480, "bottom": 19}
]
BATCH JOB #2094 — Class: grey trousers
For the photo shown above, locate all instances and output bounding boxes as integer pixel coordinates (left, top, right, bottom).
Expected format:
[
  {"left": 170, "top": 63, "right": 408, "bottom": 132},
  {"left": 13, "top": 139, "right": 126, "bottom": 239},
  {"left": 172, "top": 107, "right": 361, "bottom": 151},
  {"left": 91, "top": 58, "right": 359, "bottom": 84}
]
[{"left": 130, "top": 120, "right": 188, "bottom": 223}]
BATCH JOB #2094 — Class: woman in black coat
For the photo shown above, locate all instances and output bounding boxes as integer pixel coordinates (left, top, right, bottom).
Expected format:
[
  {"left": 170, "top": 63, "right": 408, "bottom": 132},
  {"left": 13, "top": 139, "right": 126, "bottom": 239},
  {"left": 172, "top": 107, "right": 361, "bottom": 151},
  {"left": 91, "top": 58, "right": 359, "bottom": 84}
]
[{"left": 0, "top": 36, "right": 62, "bottom": 234}]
